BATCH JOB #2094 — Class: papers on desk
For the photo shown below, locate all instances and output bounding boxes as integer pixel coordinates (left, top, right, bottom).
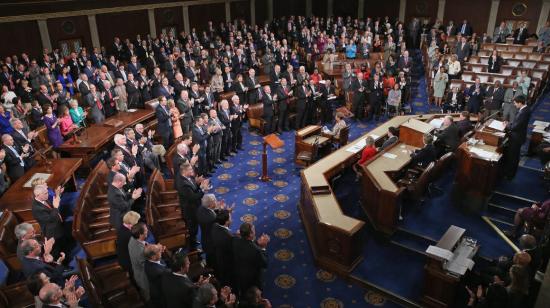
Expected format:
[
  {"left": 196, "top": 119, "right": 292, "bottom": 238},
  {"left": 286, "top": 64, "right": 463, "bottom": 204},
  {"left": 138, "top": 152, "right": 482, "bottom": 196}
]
[
  {"left": 346, "top": 138, "right": 367, "bottom": 153},
  {"left": 24, "top": 173, "right": 52, "bottom": 188},
  {"left": 488, "top": 120, "right": 505, "bottom": 131},
  {"left": 469, "top": 147, "right": 500, "bottom": 161},
  {"left": 370, "top": 134, "right": 380, "bottom": 140},
  {"left": 446, "top": 256, "right": 475, "bottom": 276},
  {"left": 426, "top": 245, "right": 453, "bottom": 261},
  {"left": 128, "top": 109, "right": 137, "bottom": 112},
  {"left": 327, "top": 95, "right": 337, "bottom": 100},
  {"left": 382, "top": 153, "right": 397, "bottom": 159},
  {"left": 429, "top": 118, "right": 444, "bottom": 129},
  {"left": 533, "top": 120, "right": 550, "bottom": 127}
]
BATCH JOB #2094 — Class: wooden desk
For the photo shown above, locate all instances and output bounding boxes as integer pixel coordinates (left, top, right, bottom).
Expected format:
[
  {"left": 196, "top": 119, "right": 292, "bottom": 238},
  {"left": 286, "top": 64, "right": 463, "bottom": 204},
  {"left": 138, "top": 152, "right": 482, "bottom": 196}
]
[
  {"left": 423, "top": 225, "right": 466, "bottom": 308},
  {"left": 361, "top": 142, "right": 418, "bottom": 234},
  {"left": 0, "top": 158, "right": 82, "bottom": 222},
  {"left": 474, "top": 119, "right": 506, "bottom": 147},
  {"left": 294, "top": 125, "right": 331, "bottom": 165},
  {"left": 399, "top": 118, "right": 434, "bottom": 148},
  {"left": 58, "top": 110, "right": 154, "bottom": 167},
  {"left": 454, "top": 142, "right": 502, "bottom": 212},
  {"left": 299, "top": 115, "right": 419, "bottom": 274}
]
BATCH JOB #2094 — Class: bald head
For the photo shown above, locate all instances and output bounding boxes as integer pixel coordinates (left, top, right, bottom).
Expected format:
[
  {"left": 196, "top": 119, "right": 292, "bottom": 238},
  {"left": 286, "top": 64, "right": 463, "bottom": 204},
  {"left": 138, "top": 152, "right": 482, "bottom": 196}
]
[
  {"left": 112, "top": 173, "right": 126, "bottom": 187},
  {"left": 39, "top": 283, "right": 62, "bottom": 305}
]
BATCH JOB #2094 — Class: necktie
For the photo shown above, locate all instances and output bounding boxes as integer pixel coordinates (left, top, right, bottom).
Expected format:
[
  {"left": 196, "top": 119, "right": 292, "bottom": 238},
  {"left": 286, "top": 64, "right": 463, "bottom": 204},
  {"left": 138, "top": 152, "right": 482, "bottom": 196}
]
[
  {"left": 8, "top": 146, "right": 25, "bottom": 166},
  {"left": 43, "top": 201, "right": 63, "bottom": 222},
  {"left": 96, "top": 96, "right": 102, "bottom": 110}
]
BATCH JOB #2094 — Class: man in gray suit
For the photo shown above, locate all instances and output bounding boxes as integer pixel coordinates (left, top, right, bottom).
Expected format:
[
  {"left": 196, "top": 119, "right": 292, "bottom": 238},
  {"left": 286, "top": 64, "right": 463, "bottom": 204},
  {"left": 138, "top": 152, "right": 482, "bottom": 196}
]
[
  {"left": 503, "top": 81, "right": 522, "bottom": 122},
  {"left": 493, "top": 21, "right": 510, "bottom": 43},
  {"left": 108, "top": 173, "right": 142, "bottom": 231},
  {"left": 128, "top": 222, "right": 150, "bottom": 301},
  {"left": 85, "top": 84, "right": 105, "bottom": 124}
]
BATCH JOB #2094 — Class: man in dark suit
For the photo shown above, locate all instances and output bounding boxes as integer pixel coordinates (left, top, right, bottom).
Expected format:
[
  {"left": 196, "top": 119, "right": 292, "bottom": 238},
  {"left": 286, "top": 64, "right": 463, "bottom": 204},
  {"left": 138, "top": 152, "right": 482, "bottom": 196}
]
[
  {"left": 144, "top": 244, "right": 171, "bottom": 308},
  {"left": 85, "top": 84, "right": 106, "bottom": 124},
  {"left": 114, "top": 64, "right": 128, "bottom": 82},
  {"left": 162, "top": 251, "right": 197, "bottom": 308},
  {"left": 513, "top": 22, "right": 529, "bottom": 45},
  {"left": 455, "top": 36, "right": 471, "bottom": 62},
  {"left": 20, "top": 239, "right": 65, "bottom": 286},
  {"left": 245, "top": 68, "right": 261, "bottom": 104},
  {"left": 155, "top": 96, "right": 174, "bottom": 149},
  {"left": 261, "top": 85, "right": 276, "bottom": 135},
  {"left": 410, "top": 134, "right": 437, "bottom": 167},
  {"left": 466, "top": 78, "right": 485, "bottom": 114},
  {"left": 503, "top": 96, "right": 531, "bottom": 178},
  {"left": 192, "top": 116, "right": 212, "bottom": 176},
  {"left": 443, "top": 87, "right": 465, "bottom": 113},
  {"left": 368, "top": 74, "right": 384, "bottom": 121},
  {"left": 78, "top": 73, "right": 91, "bottom": 97},
  {"left": 458, "top": 19, "right": 473, "bottom": 36},
  {"left": 275, "top": 78, "right": 292, "bottom": 133},
  {"left": 397, "top": 50, "right": 413, "bottom": 74},
  {"left": 484, "top": 80, "right": 505, "bottom": 118},
  {"left": 222, "top": 66, "right": 235, "bottom": 92},
  {"left": 434, "top": 116, "right": 460, "bottom": 155},
  {"left": 456, "top": 111, "right": 473, "bottom": 138},
  {"left": 211, "top": 209, "right": 234, "bottom": 286},
  {"left": 295, "top": 81, "right": 309, "bottom": 129},
  {"left": 1, "top": 133, "right": 31, "bottom": 181},
  {"left": 197, "top": 194, "right": 219, "bottom": 267},
  {"left": 126, "top": 73, "right": 141, "bottom": 109},
  {"left": 270, "top": 64, "right": 282, "bottom": 88},
  {"left": 177, "top": 90, "right": 194, "bottom": 134},
  {"left": 176, "top": 162, "right": 210, "bottom": 248},
  {"left": 108, "top": 173, "right": 142, "bottom": 231},
  {"left": 232, "top": 222, "right": 269, "bottom": 296}
]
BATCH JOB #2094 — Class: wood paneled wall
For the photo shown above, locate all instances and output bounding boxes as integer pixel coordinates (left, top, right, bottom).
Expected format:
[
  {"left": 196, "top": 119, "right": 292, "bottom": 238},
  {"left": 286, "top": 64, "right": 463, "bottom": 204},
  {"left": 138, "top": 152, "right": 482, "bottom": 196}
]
[
  {"left": 154, "top": 6, "right": 184, "bottom": 35},
  {"left": 47, "top": 16, "right": 92, "bottom": 53},
  {"left": 231, "top": 0, "right": 251, "bottom": 23},
  {"left": 255, "top": 0, "right": 268, "bottom": 25},
  {"left": 96, "top": 10, "right": 149, "bottom": 48},
  {"left": 333, "top": 0, "right": 358, "bottom": 18},
  {"left": 364, "top": 0, "right": 400, "bottom": 19},
  {"left": 496, "top": 0, "right": 542, "bottom": 33},
  {"left": 273, "top": 0, "right": 305, "bottom": 18},
  {"left": 0, "top": 21, "right": 42, "bottom": 58},
  {"left": 189, "top": 3, "right": 226, "bottom": 31},
  {"left": 404, "top": 0, "right": 438, "bottom": 22},
  {"left": 444, "top": 0, "right": 492, "bottom": 36}
]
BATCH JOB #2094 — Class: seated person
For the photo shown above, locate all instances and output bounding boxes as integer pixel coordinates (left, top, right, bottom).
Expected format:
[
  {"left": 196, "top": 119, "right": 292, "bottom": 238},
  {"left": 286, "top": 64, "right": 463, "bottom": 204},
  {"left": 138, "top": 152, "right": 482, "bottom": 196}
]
[
  {"left": 322, "top": 111, "right": 347, "bottom": 139},
  {"left": 434, "top": 116, "right": 460, "bottom": 155},
  {"left": 379, "top": 126, "right": 399, "bottom": 151},
  {"left": 410, "top": 134, "right": 437, "bottom": 168},
  {"left": 353, "top": 136, "right": 377, "bottom": 179},
  {"left": 456, "top": 111, "right": 473, "bottom": 138},
  {"left": 386, "top": 83, "right": 402, "bottom": 116},
  {"left": 505, "top": 199, "right": 550, "bottom": 238},
  {"left": 20, "top": 238, "right": 66, "bottom": 286},
  {"left": 443, "top": 87, "right": 464, "bottom": 113}
]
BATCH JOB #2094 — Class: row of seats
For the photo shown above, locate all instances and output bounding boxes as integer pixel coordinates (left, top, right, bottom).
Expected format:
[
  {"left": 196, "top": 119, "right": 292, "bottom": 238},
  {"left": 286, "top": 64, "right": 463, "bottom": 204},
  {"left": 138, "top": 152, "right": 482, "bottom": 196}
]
[
  {"left": 468, "top": 56, "right": 549, "bottom": 70},
  {"left": 480, "top": 42, "right": 548, "bottom": 53},
  {"left": 476, "top": 50, "right": 550, "bottom": 61},
  {"left": 464, "top": 63, "right": 547, "bottom": 80}
]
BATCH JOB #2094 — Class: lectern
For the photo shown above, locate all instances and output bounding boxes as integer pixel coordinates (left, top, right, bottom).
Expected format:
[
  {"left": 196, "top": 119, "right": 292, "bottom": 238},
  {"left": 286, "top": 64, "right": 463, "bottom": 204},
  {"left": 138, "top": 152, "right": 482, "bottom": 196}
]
[{"left": 261, "top": 134, "right": 284, "bottom": 182}]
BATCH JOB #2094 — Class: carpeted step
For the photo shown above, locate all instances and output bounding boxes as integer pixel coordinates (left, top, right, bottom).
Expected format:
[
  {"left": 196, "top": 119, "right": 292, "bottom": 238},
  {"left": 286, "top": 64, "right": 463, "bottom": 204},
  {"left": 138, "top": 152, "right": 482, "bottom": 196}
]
[
  {"left": 486, "top": 203, "right": 516, "bottom": 223},
  {"left": 488, "top": 192, "right": 535, "bottom": 212},
  {"left": 390, "top": 228, "right": 436, "bottom": 256}
]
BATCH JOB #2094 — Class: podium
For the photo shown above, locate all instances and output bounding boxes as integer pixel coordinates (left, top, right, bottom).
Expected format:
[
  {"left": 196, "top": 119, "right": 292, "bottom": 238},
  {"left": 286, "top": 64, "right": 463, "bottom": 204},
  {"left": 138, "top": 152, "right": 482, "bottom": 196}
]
[
  {"left": 399, "top": 118, "right": 434, "bottom": 147},
  {"left": 261, "top": 134, "right": 284, "bottom": 182}
]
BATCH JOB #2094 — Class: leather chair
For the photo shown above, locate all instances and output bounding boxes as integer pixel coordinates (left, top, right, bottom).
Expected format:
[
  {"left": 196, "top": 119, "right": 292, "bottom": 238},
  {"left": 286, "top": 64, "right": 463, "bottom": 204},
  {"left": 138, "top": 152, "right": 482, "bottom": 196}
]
[
  {"left": 0, "top": 211, "right": 21, "bottom": 272},
  {"left": 296, "top": 139, "right": 319, "bottom": 167},
  {"left": 246, "top": 103, "right": 266, "bottom": 134},
  {"left": 0, "top": 281, "right": 34, "bottom": 308},
  {"left": 77, "top": 258, "right": 145, "bottom": 308},
  {"left": 164, "top": 141, "right": 180, "bottom": 178},
  {"left": 333, "top": 125, "right": 350, "bottom": 149},
  {"left": 399, "top": 162, "right": 435, "bottom": 204}
]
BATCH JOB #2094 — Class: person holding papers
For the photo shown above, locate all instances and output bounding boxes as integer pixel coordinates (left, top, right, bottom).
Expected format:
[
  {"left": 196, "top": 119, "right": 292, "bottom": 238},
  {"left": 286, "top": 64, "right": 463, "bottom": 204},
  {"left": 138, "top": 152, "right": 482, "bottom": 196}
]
[
  {"left": 503, "top": 96, "right": 531, "bottom": 179},
  {"left": 322, "top": 112, "right": 347, "bottom": 139}
]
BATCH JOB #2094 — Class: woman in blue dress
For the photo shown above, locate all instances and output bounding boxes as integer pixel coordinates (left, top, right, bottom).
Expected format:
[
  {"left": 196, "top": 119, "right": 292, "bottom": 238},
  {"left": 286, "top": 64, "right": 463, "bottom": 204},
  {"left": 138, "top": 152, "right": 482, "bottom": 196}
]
[{"left": 57, "top": 66, "right": 74, "bottom": 96}]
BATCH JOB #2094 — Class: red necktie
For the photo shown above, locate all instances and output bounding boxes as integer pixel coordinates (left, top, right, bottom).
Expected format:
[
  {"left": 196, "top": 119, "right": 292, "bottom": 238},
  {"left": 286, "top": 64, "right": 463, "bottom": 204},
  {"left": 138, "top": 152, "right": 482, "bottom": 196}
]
[
  {"left": 96, "top": 97, "right": 102, "bottom": 110},
  {"left": 43, "top": 201, "right": 63, "bottom": 222}
]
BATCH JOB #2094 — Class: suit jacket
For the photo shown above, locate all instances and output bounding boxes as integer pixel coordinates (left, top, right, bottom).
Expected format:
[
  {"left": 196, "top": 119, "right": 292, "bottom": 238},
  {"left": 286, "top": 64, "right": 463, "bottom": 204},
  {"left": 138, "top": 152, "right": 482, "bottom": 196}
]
[
  {"left": 485, "top": 86, "right": 505, "bottom": 110},
  {"left": 162, "top": 272, "right": 195, "bottom": 308},
  {"left": 176, "top": 175, "right": 204, "bottom": 214},
  {"left": 410, "top": 144, "right": 437, "bottom": 167},
  {"left": 232, "top": 237, "right": 268, "bottom": 293},
  {"left": 116, "top": 226, "right": 133, "bottom": 271},
  {"left": 1, "top": 144, "right": 26, "bottom": 181},
  {"left": 78, "top": 81, "right": 91, "bottom": 97},
  {"left": 222, "top": 72, "right": 236, "bottom": 92},
  {"left": 156, "top": 104, "right": 172, "bottom": 137},
  {"left": 455, "top": 42, "right": 471, "bottom": 61},
  {"left": 445, "top": 91, "right": 465, "bottom": 109},
  {"left": 245, "top": 76, "right": 260, "bottom": 102},
  {"left": 436, "top": 123, "right": 460, "bottom": 151},
  {"left": 504, "top": 87, "right": 522, "bottom": 104},
  {"left": 196, "top": 206, "right": 217, "bottom": 253},
  {"left": 456, "top": 119, "right": 473, "bottom": 138},
  {"left": 31, "top": 199, "right": 64, "bottom": 239},
  {"left": 211, "top": 223, "right": 234, "bottom": 284},
  {"left": 262, "top": 93, "right": 275, "bottom": 117},
  {"left": 85, "top": 92, "right": 105, "bottom": 123},
  {"left": 145, "top": 260, "right": 171, "bottom": 306},
  {"left": 128, "top": 237, "right": 149, "bottom": 299},
  {"left": 107, "top": 184, "right": 134, "bottom": 230},
  {"left": 506, "top": 106, "right": 531, "bottom": 143},
  {"left": 21, "top": 257, "right": 65, "bottom": 285},
  {"left": 513, "top": 28, "right": 529, "bottom": 44}
]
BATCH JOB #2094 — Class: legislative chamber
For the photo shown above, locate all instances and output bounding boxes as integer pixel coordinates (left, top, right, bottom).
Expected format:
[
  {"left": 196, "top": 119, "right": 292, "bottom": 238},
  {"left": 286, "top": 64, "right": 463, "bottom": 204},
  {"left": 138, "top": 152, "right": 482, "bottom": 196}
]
[{"left": 0, "top": 0, "right": 550, "bottom": 307}]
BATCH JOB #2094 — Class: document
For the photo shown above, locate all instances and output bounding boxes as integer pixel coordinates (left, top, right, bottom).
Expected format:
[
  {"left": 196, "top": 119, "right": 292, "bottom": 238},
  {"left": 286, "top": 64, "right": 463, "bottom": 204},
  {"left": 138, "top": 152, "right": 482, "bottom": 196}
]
[
  {"left": 488, "top": 120, "right": 505, "bottom": 131},
  {"left": 346, "top": 138, "right": 367, "bottom": 153},
  {"left": 24, "top": 173, "right": 52, "bottom": 188},
  {"left": 382, "top": 153, "right": 397, "bottom": 159},
  {"left": 429, "top": 118, "right": 444, "bottom": 129},
  {"left": 370, "top": 134, "right": 380, "bottom": 140},
  {"left": 533, "top": 120, "right": 549, "bottom": 127}
]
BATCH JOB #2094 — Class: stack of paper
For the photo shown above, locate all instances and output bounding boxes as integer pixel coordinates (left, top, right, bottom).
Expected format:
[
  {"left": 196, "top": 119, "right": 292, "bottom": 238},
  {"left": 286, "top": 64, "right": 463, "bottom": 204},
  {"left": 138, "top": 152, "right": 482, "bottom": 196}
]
[
  {"left": 426, "top": 245, "right": 454, "bottom": 261},
  {"left": 346, "top": 139, "right": 367, "bottom": 153},
  {"left": 470, "top": 147, "right": 499, "bottom": 161},
  {"left": 488, "top": 120, "right": 505, "bottom": 131},
  {"left": 429, "top": 118, "right": 444, "bottom": 129},
  {"left": 382, "top": 153, "right": 397, "bottom": 159}
]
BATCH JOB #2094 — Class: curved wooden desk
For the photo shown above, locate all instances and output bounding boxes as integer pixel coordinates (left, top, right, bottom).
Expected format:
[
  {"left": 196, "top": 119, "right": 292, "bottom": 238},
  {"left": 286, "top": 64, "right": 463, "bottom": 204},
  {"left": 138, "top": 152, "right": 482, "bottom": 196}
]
[{"left": 299, "top": 115, "right": 420, "bottom": 274}]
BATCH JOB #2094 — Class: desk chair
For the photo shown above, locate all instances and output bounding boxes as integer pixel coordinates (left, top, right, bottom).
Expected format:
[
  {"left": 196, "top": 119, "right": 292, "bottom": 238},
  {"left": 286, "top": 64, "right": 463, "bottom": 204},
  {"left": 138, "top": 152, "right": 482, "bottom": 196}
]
[
  {"left": 398, "top": 162, "right": 436, "bottom": 220},
  {"left": 333, "top": 125, "right": 350, "bottom": 149},
  {"left": 296, "top": 139, "right": 319, "bottom": 167}
]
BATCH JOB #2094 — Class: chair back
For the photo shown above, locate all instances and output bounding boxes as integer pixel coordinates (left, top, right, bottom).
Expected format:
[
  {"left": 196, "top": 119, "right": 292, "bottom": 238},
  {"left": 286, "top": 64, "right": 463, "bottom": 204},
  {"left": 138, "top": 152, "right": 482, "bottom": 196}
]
[
  {"left": 411, "top": 162, "right": 435, "bottom": 201},
  {"left": 76, "top": 258, "right": 104, "bottom": 307},
  {"left": 338, "top": 125, "right": 350, "bottom": 147},
  {"left": 0, "top": 211, "right": 21, "bottom": 272}
]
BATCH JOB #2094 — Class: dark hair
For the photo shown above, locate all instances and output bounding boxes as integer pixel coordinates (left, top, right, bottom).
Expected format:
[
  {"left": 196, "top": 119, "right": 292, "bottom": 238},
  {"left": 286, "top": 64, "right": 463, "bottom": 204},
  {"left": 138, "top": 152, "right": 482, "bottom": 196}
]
[
  {"left": 26, "top": 271, "right": 47, "bottom": 296},
  {"left": 106, "top": 157, "right": 118, "bottom": 169},
  {"left": 239, "top": 222, "right": 254, "bottom": 239},
  {"left": 514, "top": 95, "right": 526, "bottom": 105},
  {"left": 171, "top": 251, "right": 188, "bottom": 272},
  {"left": 131, "top": 222, "right": 147, "bottom": 239},
  {"left": 215, "top": 209, "right": 230, "bottom": 225},
  {"left": 388, "top": 126, "right": 398, "bottom": 136}
]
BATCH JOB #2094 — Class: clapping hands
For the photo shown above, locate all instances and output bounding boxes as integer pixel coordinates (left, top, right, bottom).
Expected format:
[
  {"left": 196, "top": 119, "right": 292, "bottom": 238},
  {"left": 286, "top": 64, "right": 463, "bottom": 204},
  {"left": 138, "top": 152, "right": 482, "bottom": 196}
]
[{"left": 257, "top": 233, "right": 270, "bottom": 248}]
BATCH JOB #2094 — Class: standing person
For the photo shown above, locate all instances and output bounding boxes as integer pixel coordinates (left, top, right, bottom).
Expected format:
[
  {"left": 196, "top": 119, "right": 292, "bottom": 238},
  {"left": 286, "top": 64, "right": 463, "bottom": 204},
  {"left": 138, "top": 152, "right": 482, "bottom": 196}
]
[
  {"left": 218, "top": 100, "right": 234, "bottom": 159},
  {"left": 86, "top": 84, "right": 106, "bottom": 124},
  {"left": 128, "top": 222, "right": 150, "bottom": 301},
  {"left": 503, "top": 96, "right": 531, "bottom": 179},
  {"left": 177, "top": 90, "right": 193, "bottom": 134},
  {"left": 108, "top": 173, "right": 142, "bottom": 231},
  {"left": 31, "top": 184, "right": 68, "bottom": 258},
  {"left": 432, "top": 67, "right": 448, "bottom": 108},
  {"left": 261, "top": 85, "right": 276, "bottom": 135},
  {"left": 42, "top": 104, "right": 63, "bottom": 149},
  {"left": 245, "top": 68, "right": 261, "bottom": 104},
  {"left": 117, "top": 211, "right": 140, "bottom": 275},
  {"left": 368, "top": 74, "right": 384, "bottom": 122},
  {"left": 167, "top": 99, "right": 182, "bottom": 140},
  {"left": 275, "top": 78, "right": 291, "bottom": 133},
  {"left": 155, "top": 96, "right": 174, "bottom": 149},
  {"left": 210, "top": 209, "right": 234, "bottom": 287},
  {"left": 351, "top": 72, "right": 367, "bottom": 120},
  {"left": 295, "top": 81, "right": 309, "bottom": 129},
  {"left": 503, "top": 81, "right": 522, "bottom": 122},
  {"left": 466, "top": 78, "right": 485, "bottom": 115},
  {"left": 176, "top": 163, "right": 210, "bottom": 249},
  {"left": 232, "top": 222, "right": 269, "bottom": 296},
  {"left": 230, "top": 95, "right": 247, "bottom": 152}
]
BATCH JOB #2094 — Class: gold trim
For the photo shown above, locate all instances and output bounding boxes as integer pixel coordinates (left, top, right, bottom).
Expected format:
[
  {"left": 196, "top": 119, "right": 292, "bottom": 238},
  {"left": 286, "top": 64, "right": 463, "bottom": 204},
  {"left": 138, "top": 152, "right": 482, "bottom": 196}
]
[
  {"left": 512, "top": 2, "right": 528, "bottom": 17},
  {"left": 481, "top": 216, "right": 521, "bottom": 252},
  {"left": 0, "top": 0, "right": 245, "bottom": 23}
]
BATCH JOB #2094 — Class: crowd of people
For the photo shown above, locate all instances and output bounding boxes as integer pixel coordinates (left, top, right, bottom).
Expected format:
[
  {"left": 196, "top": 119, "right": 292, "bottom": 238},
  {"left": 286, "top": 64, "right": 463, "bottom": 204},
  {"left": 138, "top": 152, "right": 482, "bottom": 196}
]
[{"left": 1, "top": 11, "right": 550, "bottom": 307}]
